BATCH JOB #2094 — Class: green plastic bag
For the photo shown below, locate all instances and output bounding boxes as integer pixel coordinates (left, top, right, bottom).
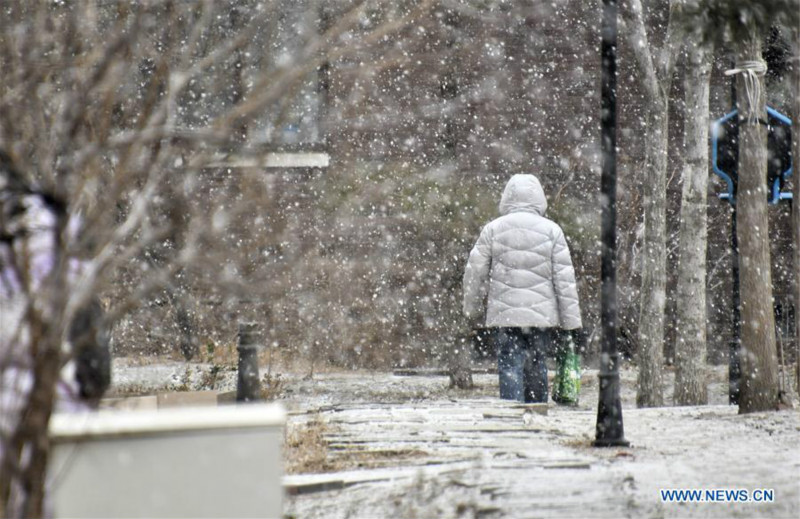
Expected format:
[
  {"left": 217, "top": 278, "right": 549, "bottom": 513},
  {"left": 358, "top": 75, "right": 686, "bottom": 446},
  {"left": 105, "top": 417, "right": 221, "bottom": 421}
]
[{"left": 552, "top": 338, "right": 581, "bottom": 406}]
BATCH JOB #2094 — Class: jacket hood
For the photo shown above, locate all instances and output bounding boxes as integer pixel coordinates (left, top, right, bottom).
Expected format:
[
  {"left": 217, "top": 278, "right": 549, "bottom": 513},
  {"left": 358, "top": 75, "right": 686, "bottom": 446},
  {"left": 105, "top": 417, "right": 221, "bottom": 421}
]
[{"left": 498, "top": 174, "right": 547, "bottom": 216}]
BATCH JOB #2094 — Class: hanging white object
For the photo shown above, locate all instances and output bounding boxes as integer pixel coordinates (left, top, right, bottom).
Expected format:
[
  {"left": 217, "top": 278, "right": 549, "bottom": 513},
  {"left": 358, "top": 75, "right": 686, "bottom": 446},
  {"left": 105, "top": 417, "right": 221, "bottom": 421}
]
[{"left": 724, "top": 60, "right": 768, "bottom": 123}]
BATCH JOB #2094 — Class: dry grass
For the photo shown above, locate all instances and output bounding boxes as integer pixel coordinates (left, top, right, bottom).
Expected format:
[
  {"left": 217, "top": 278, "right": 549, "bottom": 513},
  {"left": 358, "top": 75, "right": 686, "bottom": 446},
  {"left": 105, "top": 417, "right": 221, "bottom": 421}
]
[
  {"left": 196, "top": 339, "right": 340, "bottom": 377},
  {"left": 561, "top": 436, "right": 595, "bottom": 450},
  {"left": 104, "top": 383, "right": 153, "bottom": 398},
  {"left": 284, "top": 415, "right": 339, "bottom": 474},
  {"left": 261, "top": 372, "right": 284, "bottom": 400},
  {"left": 284, "top": 414, "right": 431, "bottom": 474},
  {"left": 113, "top": 354, "right": 178, "bottom": 367},
  {"left": 194, "top": 339, "right": 239, "bottom": 367}
]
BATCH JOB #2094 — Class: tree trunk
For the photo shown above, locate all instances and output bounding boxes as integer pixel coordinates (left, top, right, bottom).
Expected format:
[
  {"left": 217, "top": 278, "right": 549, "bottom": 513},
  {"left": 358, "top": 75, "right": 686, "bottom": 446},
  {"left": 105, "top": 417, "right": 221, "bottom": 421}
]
[
  {"left": 793, "top": 19, "right": 800, "bottom": 395},
  {"left": 0, "top": 304, "right": 63, "bottom": 519},
  {"left": 445, "top": 240, "right": 473, "bottom": 389},
  {"left": 0, "top": 208, "right": 67, "bottom": 518},
  {"left": 16, "top": 340, "right": 61, "bottom": 518},
  {"left": 674, "top": 39, "right": 713, "bottom": 406},
  {"left": 448, "top": 331, "right": 474, "bottom": 390},
  {"left": 448, "top": 280, "right": 473, "bottom": 390},
  {"left": 636, "top": 100, "right": 668, "bottom": 408},
  {"left": 735, "top": 34, "right": 780, "bottom": 413},
  {"left": 624, "top": 0, "right": 683, "bottom": 409}
]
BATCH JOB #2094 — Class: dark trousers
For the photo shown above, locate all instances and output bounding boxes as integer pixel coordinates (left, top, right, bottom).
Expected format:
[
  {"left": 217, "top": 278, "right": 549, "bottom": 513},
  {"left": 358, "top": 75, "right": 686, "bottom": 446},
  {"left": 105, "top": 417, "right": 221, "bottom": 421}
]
[{"left": 495, "top": 327, "right": 553, "bottom": 403}]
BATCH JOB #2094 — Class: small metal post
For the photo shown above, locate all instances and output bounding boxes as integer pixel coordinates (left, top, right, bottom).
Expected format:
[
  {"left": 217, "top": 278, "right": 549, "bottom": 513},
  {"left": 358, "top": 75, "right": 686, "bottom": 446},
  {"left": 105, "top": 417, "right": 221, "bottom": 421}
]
[
  {"left": 594, "top": 0, "right": 628, "bottom": 448},
  {"left": 237, "top": 322, "right": 262, "bottom": 402}
]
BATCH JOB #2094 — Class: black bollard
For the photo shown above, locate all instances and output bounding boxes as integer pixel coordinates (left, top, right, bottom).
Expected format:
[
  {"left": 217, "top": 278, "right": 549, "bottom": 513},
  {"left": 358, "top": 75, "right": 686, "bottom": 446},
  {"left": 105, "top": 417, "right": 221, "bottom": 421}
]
[{"left": 237, "top": 322, "right": 262, "bottom": 402}]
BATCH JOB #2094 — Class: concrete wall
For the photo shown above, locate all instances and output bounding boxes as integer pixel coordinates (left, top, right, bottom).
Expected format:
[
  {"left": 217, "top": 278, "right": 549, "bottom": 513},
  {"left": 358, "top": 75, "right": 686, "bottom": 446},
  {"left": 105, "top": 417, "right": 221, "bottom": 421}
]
[{"left": 49, "top": 404, "right": 285, "bottom": 518}]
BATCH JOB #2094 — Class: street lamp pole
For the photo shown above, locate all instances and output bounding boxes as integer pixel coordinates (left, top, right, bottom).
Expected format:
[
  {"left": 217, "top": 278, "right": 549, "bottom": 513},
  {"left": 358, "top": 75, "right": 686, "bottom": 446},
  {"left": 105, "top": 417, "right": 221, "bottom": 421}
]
[{"left": 595, "top": 0, "right": 629, "bottom": 448}]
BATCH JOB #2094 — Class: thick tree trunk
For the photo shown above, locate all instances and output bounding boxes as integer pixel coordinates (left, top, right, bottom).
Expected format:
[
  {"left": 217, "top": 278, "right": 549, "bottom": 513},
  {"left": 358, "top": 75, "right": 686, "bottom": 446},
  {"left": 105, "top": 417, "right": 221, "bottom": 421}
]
[
  {"left": 793, "top": 20, "right": 800, "bottom": 394},
  {"left": 16, "top": 337, "right": 61, "bottom": 518},
  {"left": 734, "top": 35, "right": 779, "bottom": 413},
  {"left": 624, "top": 0, "right": 683, "bottom": 409},
  {"left": 0, "top": 211, "right": 67, "bottom": 519},
  {"left": 636, "top": 100, "right": 668, "bottom": 408},
  {"left": 674, "top": 40, "right": 712, "bottom": 406}
]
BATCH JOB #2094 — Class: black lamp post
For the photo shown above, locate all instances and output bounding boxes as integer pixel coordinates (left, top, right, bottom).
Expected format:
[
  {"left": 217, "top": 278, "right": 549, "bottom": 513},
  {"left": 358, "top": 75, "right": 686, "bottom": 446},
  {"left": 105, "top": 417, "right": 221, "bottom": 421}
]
[{"left": 595, "top": 0, "right": 629, "bottom": 448}]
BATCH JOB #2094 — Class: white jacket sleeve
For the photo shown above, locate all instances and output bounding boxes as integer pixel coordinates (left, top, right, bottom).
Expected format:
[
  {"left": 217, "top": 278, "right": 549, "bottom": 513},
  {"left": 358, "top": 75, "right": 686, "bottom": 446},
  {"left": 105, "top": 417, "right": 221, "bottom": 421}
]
[
  {"left": 462, "top": 226, "right": 492, "bottom": 323},
  {"left": 551, "top": 228, "right": 582, "bottom": 330}
]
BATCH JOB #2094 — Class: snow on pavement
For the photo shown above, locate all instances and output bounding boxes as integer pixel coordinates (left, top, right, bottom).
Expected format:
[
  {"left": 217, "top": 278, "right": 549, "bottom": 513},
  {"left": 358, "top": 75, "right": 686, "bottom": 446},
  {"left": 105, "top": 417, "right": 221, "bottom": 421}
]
[{"left": 111, "top": 360, "right": 800, "bottom": 518}]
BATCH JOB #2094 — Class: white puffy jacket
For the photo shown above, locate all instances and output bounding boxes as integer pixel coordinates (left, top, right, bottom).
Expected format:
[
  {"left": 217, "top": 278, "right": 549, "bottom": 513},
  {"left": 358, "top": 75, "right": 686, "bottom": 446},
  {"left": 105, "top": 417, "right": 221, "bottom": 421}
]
[{"left": 462, "top": 174, "right": 582, "bottom": 329}]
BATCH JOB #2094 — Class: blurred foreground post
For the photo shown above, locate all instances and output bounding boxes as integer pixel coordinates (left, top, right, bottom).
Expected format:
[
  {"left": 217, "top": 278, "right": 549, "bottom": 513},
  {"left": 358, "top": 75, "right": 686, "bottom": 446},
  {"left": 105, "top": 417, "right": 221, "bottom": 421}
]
[
  {"left": 595, "top": 0, "right": 629, "bottom": 447},
  {"left": 237, "top": 323, "right": 262, "bottom": 402}
]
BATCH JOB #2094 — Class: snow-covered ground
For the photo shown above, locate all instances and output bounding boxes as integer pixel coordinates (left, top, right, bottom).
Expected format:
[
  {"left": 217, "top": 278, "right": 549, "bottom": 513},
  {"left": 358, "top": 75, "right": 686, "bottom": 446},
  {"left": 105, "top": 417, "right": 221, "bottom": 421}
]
[{"left": 111, "top": 360, "right": 800, "bottom": 518}]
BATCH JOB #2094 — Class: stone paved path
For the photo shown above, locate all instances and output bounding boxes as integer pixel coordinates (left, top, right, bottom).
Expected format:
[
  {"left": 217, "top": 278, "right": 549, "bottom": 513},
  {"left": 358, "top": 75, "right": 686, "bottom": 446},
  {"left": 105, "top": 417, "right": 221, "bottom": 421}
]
[
  {"left": 282, "top": 372, "right": 800, "bottom": 519},
  {"left": 109, "top": 360, "right": 800, "bottom": 518}
]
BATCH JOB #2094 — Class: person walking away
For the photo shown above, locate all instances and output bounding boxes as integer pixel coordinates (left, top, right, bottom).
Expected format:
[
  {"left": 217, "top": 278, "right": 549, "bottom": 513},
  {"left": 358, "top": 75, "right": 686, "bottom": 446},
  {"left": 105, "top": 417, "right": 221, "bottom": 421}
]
[{"left": 462, "top": 174, "right": 583, "bottom": 402}]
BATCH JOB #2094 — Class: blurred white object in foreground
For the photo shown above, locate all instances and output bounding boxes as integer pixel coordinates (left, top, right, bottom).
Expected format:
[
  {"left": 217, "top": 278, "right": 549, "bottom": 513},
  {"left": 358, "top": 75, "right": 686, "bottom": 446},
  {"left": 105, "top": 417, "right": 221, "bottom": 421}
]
[{"left": 49, "top": 403, "right": 285, "bottom": 518}]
